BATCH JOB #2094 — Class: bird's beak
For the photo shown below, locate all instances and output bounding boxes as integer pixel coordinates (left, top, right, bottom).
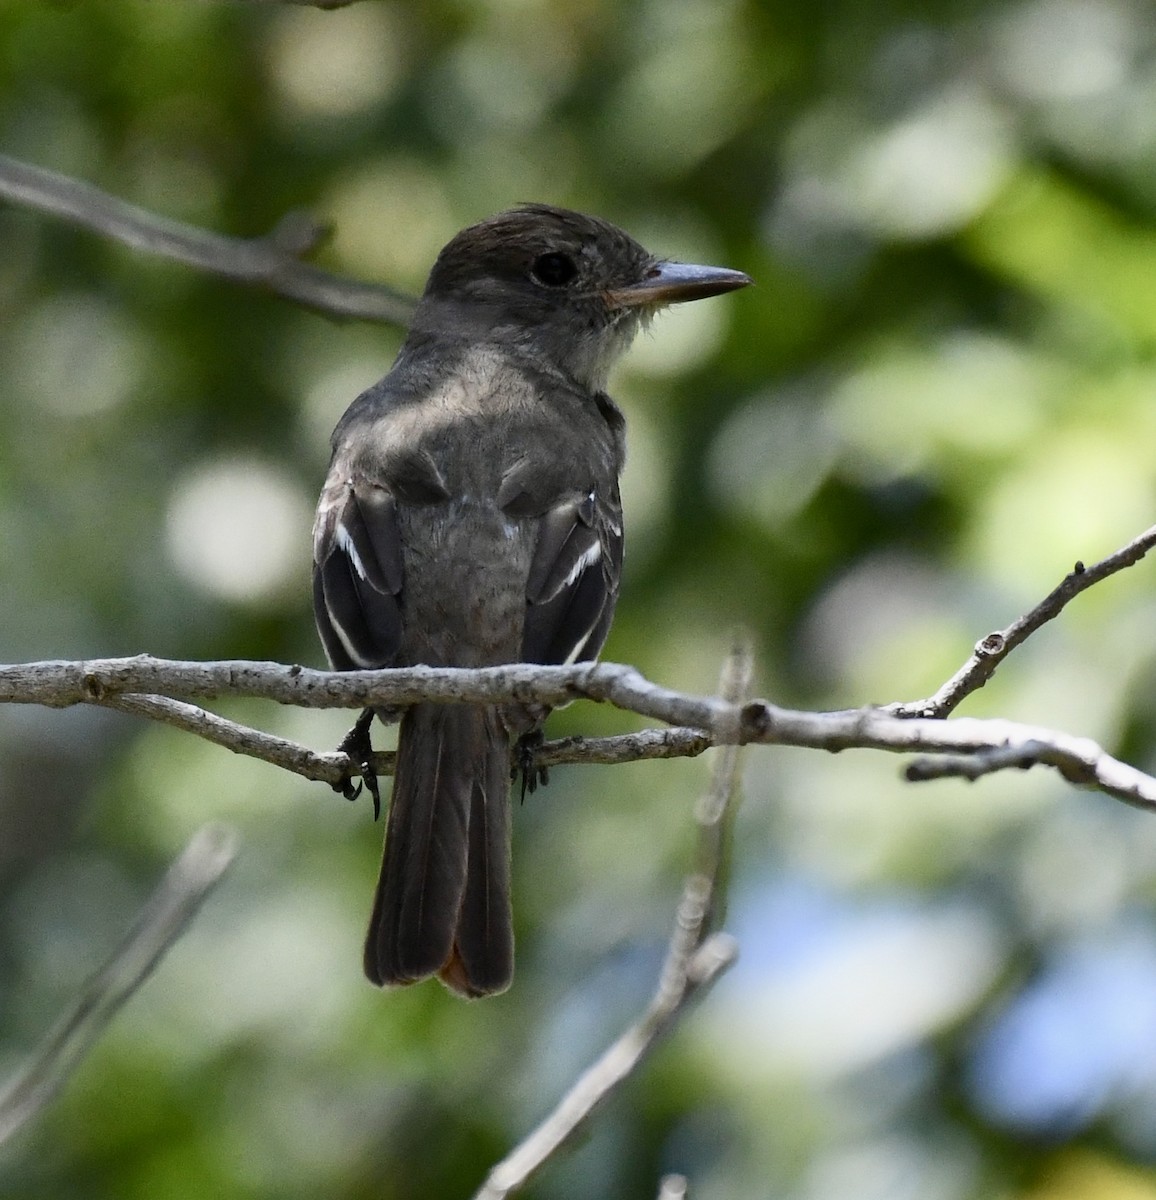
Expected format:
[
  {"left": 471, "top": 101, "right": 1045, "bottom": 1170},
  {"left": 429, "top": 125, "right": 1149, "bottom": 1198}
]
[{"left": 604, "top": 261, "right": 752, "bottom": 309}]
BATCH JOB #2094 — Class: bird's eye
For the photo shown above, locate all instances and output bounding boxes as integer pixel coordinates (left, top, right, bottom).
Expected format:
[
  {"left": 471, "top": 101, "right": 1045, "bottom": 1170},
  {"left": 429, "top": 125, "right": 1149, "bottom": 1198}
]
[{"left": 530, "top": 252, "right": 579, "bottom": 287}]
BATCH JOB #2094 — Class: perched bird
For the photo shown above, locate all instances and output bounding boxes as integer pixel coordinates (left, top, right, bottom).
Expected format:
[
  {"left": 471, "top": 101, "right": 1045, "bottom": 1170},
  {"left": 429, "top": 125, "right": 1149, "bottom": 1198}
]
[{"left": 312, "top": 205, "right": 750, "bottom": 997}]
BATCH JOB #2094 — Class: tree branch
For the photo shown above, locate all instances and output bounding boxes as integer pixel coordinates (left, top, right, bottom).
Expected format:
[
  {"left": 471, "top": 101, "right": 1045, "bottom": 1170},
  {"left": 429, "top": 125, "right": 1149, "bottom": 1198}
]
[
  {"left": 3, "top": 654, "right": 1155, "bottom": 810},
  {"left": 0, "top": 824, "right": 237, "bottom": 1146},
  {"left": 905, "top": 742, "right": 1050, "bottom": 783},
  {"left": 891, "top": 523, "right": 1156, "bottom": 718},
  {"left": 0, "top": 153, "right": 416, "bottom": 325},
  {"left": 99, "top": 692, "right": 350, "bottom": 781},
  {"left": 0, "top": 656, "right": 736, "bottom": 730},
  {"left": 96, "top": 692, "right": 712, "bottom": 786},
  {"left": 5, "top": 524, "right": 1155, "bottom": 1175},
  {"left": 473, "top": 644, "right": 749, "bottom": 1200},
  {"left": 535, "top": 728, "right": 713, "bottom": 769}
]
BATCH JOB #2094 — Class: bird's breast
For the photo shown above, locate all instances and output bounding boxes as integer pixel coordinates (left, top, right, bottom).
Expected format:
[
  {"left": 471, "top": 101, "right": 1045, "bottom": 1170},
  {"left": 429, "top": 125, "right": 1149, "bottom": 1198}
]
[{"left": 361, "top": 348, "right": 612, "bottom": 511}]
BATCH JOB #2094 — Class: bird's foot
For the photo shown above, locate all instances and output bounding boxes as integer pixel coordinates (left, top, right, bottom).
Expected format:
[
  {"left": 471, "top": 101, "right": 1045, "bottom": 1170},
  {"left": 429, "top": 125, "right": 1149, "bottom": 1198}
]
[
  {"left": 334, "top": 707, "right": 382, "bottom": 821},
  {"left": 514, "top": 730, "right": 549, "bottom": 802}
]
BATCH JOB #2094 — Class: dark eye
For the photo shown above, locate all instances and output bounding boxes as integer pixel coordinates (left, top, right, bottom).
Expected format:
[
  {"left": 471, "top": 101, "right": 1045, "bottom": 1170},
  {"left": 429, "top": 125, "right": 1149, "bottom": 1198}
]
[{"left": 530, "top": 252, "right": 578, "bottom": 287}]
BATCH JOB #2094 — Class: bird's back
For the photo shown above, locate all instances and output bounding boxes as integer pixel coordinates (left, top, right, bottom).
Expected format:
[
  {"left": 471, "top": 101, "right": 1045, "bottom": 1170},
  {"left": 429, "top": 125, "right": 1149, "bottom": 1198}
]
[{"left": 332, "top": 343, "right": 622, "bottom": 671}]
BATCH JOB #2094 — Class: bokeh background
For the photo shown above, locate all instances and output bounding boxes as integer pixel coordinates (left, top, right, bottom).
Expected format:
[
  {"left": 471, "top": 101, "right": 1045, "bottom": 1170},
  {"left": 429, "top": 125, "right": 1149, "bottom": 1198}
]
[{"left": 4, "top": 0, "right": 1156, "bottom": 1196}]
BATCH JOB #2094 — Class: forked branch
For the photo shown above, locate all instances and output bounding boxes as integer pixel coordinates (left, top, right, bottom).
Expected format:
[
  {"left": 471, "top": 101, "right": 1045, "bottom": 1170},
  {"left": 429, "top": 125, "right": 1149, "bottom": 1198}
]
[{"left": 473, "top": 644, "right": 750, "bottom": 1200}]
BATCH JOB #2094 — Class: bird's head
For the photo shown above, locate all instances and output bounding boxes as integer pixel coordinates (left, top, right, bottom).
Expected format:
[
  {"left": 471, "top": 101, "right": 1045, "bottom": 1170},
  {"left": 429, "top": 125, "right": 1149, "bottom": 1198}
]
[{"left": 407, "top": 204, "right": 751, "bottom": 392}]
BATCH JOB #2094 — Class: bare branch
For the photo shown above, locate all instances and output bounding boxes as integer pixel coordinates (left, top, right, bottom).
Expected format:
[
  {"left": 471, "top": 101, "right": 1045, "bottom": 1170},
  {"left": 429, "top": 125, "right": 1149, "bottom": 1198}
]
[
  {"left": 475, "top": 909, "right": 736, "bottom": 1198},
  {"left": 0, "top": 656, "right": 736, "bottom": 730},
  {"left": 473, "top": 644, "right": 750, "bottom": 1199},
  {"left": 0, "top": 824, "right": 237, "bottom": 1145},
  {"left": 692, "top": 637, "right": 751, "bottom": 932},
  {"left": 99, "top": 692, "right": 350, "bottom": 782},
  {"left": 893, "top": 523, "right": 1156, "bottom": 718},
  {"left": 770, "top": 708, "right": 1156, "bottom": 810},
  {"left": 0, "top": 153, "right": 416, "bottom": 325},
  {"left": 905, "top": 740, "right": 1055, "bottom": 784},
  {"left": 4, "top": 655, "right": 1156, "bottom": 809},
  {"left": 98, "top": 692, "right": 711, "bottom": 784},
  {"left": 535, "top": 728, "right": 712, "bottom": 770}
]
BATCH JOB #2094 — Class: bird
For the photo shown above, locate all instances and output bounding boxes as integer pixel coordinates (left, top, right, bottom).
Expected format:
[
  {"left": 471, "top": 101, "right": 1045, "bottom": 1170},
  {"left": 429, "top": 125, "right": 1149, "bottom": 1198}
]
[{"left": 311, "top": 204, "right": 750, "bottom": 997}]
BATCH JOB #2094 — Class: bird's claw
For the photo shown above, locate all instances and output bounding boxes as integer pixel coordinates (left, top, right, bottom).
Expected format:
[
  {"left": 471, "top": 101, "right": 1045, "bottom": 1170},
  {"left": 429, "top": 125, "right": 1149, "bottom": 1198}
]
[
  {"left": 334, "top": 708, "right": 382, "bottom": 820},
  {"left": 336, "top": 777, "right": 363, "bottom": 802},
  {"left": 514, "top": 730, "right": 549, "bottom": 802}
]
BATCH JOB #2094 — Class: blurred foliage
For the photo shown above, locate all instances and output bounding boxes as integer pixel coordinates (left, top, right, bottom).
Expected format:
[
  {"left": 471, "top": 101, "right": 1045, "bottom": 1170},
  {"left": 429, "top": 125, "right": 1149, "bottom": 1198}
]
[{"left": 4, "top": 0, "right": 1156, "bottom": 1197}]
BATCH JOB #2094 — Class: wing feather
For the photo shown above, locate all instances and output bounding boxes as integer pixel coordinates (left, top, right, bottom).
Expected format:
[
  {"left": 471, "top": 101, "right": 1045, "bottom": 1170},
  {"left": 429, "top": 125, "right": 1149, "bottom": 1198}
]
[
  {"left": 313, "top": 478, "right": 405, "bottom": 669},
  {"left": 521, "top": 490, "right": 622, "bottom": 666}
]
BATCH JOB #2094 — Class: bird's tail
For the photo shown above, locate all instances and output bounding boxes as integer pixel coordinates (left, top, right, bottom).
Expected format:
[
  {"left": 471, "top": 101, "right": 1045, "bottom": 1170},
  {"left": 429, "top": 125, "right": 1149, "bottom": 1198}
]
[{"left": 363, "top": 703, "right": 514, "bottom": 997}]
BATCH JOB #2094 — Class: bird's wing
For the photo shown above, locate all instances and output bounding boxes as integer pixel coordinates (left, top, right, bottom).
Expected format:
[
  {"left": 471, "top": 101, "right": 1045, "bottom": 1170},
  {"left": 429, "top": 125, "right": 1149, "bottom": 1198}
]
[
  {"left": 312, "top": 474, "right": 405, "bottom": 670},
  {"left": 517, "top": 486, "right": 624, "bottom": 666}
]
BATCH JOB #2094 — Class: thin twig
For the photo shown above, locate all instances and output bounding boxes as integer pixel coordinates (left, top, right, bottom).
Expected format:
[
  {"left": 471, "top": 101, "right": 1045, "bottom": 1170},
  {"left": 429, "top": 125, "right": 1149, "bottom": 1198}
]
[
  {"left": 0, "top": 824, "right": 237, "bottom": 1146},
  {"left": 97, "top": 692, "right": 711, "bottom": 785},
  {"left": 767, "top": 708, "right": 1156, "bottom": 810},
  {"left": 0, "top": 154, "right": 416, "bottom": 325},
  {"left": 99, "top": 693, "right": 350, "bottom": 781},
  {"left": 692, "top": 637, "right": 751, "bottom": 934},
  {"left": 98, "top": 693, "right": 711, "bottom": 789},
  {"left": 535, "top": 728, "right": 713, "bottom": 770},
  {"left": 905, "top": 741, "right": 1050, "bottom": 783},
  {"left": 473, "top": 644, "right": 750, "bottom": 1200},
  {"left": 474, "top": 923, "right": 737, "bottom": 1199},
  {"left": 892, "top": 523, "right": 1156, "bottom": 718}
]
